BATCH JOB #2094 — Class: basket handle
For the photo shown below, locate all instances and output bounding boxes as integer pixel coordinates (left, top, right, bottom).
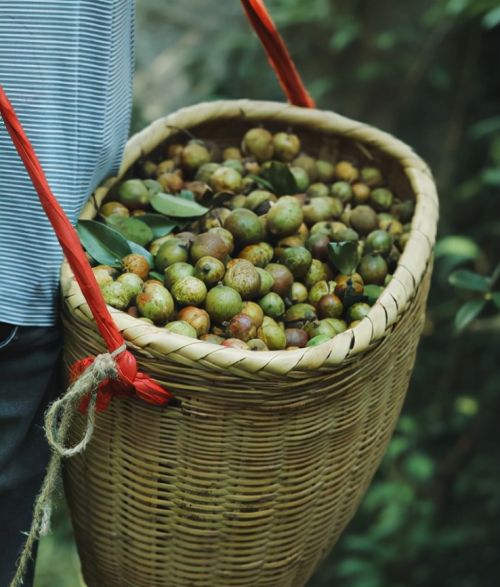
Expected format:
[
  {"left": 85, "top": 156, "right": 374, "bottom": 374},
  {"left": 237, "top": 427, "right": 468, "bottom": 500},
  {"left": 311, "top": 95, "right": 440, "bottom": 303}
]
[{"left": 240, "top": 0, "right": 315, "bottom": 108}]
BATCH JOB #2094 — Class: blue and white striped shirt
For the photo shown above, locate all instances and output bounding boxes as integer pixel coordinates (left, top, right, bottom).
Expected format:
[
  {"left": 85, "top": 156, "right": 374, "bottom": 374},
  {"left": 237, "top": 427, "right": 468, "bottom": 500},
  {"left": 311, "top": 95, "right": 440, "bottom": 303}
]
[{"left": 0, "top": 1, "right": 134, "bottom": 326}]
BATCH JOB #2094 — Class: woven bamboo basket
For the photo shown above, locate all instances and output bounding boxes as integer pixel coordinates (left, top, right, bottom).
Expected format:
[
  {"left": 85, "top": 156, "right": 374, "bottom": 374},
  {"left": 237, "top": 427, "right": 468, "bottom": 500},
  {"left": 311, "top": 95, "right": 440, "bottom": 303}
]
[{"left": 61, "top": 100, "right": 438, "bottom": 587}]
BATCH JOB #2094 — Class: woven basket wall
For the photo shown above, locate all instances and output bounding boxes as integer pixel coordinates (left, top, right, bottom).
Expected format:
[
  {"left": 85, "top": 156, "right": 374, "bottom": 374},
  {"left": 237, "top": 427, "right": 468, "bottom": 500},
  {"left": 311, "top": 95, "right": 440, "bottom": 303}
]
[{"left": 61, "top": 100, "right": 438, "bottom": 587}]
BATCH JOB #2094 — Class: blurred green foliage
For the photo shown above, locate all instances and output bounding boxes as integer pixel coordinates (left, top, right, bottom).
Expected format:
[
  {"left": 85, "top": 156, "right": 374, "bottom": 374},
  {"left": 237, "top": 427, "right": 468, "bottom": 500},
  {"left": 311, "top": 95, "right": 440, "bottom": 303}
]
[{"left": 35, "top": 1, "right": 499, "bottom": 585}]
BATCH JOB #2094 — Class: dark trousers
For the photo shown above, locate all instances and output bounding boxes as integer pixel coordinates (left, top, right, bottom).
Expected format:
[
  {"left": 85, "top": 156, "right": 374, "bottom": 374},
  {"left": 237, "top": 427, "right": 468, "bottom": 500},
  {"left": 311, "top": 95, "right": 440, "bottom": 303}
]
[{"left": 0, "top": 322, "right": 62, "bottom": 586}]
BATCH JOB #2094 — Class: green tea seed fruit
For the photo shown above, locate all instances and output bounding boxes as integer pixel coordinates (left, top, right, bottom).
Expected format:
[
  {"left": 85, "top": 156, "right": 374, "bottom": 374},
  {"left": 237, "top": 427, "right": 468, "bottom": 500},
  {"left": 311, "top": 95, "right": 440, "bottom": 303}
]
[
  {"left": 200, "top": 333, "right": 224, "bottom": 344},
  {"left": 347, "top": 302, "right": 371, "bottom": 322},
  {"left": 181, "top": 143, "right": 211, "bottom": 171},
  {"left": 101, "top": 281, "right": 131, "bottom": 310},
  {"left": 365, "top": 230, "right": 393, "bottom": 255},
  {"left": 223, "top": 260, "right": 261, "bottom": 300},
  {"left": 258, "top": 316, "right": 286, "bottom": 350},
  {"left": 358, "top": 254, "right": 388, "bottom": 285},
  {"left": 290, "top": 282, "right": 308, "bottom": 304},
  {"left": 177, "top": 306, "right": 211, "bottom": 336},
  {"left": 258, "top": 292, "right": 285, "bottom": 320},
  {"left": 352, "top": 182, "right": 371, "bottom": 204},
  {"left": 101, "top": 201, "right": 130, "bottom": 218},
  {"left": 116, "top": 217, "right": 154, "bottom": 247},
  {"left": 227, "top": 313, "right": 257, "bottom": 341},
  {"left": 273, "top": 132, "right": 301, "bottom": 161},
  {"left": 223, "top": 147, "right": 242, "bottom": 160},
  {"left": 155, "top": 239, "right": 189, "bottom": 272},
  {"left": 205, "top": 285, "right": 243, "bottom": 323},
  {"left": 164, "top": 262, "right": 195, "bottom": 289},
  {"left": 158, "top": 172, "right": 183, "bottom": 193},
  {"left": 137, "top": 285, "right": 174, "bottom": 323},
  {"left": 360, "top": 166, "right": 383, "bottom": 187},
  {"left": 190, "top": 232, "right": 230, "bottom": 263},
  {"left": 200, "top": 207, "right": 231, "bottom": 231},
  {"left": 224, "top": 208, "right": 265, "bottom": 246},
  {"left": 391, "top": 199, "right": 415, "bottom": 223},
  {"left": 304, "top": 259, "right": 328, "bottom": 289},
  {"left": 256, "top": 268, "right": 274, "bottom": 296},
  {"left": 245, "top": 190, "right": 276, "bottom": 212},
  {"left": 209, "top": 167, "right": 242, "bottom": 193},
  {"left": 323, "top": 318, "right": 347, "bottom": 334},
  {"left": 334, "top": 161, "right": 359, "bottom": 182},
  {"left": 267, "top": 197, "right": 304, "bottom": 238},
  {"left": 247, "top": 338, "right": 269, "bottom": 351},
  {"left": 208, "top": 227, "right": 234, "bottom": 254},
  {"left": 364, "top": 284, "right": 384, "bottom": 305},
  {"left": 222, "top": 158, "right": 244, "bottom": 175},
  {"left": 122, "top": 253, "right": 150, "bottom": 280},
  {"left": 285, "top": 328, "right": 308, "bottom": 348},
  {"left": 306, "top": 233, "right": 330, "bottom": 261},
  {"left": 195, "top": 162, "right": 220, "bottom": 183},
  {"left": 117, "top": 273, "right": 143, "bottom": 298},
  {"left": 194, "top": 256, "right": 225, "bottom": 287},
  {"left": 222, "top": 338, "right": 250, "bottom": 350},
  {"left": 265, "top": 263, "right": 294, "bottom": 298},
  {"left": 349, "top": 205, "right": 379, "bottom": 235},
  {"left": 305, "top": 319, "right": 337, "bottom": 339},
  {"left": 316, "top": 160, "right": 336, "bottom": 183},
  {"left": 172, "top": 276, "right": 207, "bottom": 306},
  {"left": 118, "top": 179, "right": 150, "bottom": 210},
  {"left": 308, "top": 280, "right": 335, "bottom": 305},
  {"left": 165, "top": 320, "right": 198, "bottom": 338},
  {"left": 93, "top": 266, "right": 114, "bottom": 287},
  {"left": 241, "top": 301, "right": 265, "bottom": 328},
  {"left": 280, "top": 246, "right": 312, "bottom": 279},
  {"left": 290, "top": 166, "right": 310, "bottom": 191},
  {"left": 317, "top": 294, "right": 343, "bottom": 319},
  {"left": 371, "top": 188, "right": 394, "bottom": 211},
  {"left": 242, "top": 128, "right": 274, "bottom": 162},
  {"left": 284, "top": 303, "right": 317, "bottom": 327},
  {"left": 238, "top": 242, "right": 274, "bottom": 267},
  {"left": 293, "top": 155, "right": 318, "bottom": 182},
  {"left": 307, "top": 183, "right": 330, "bottom": 198},
  {"left": 329, "top": 181, "right": 351, "bottom": 203},
  {"left": 274, "top": 236, "right": 304, "bottom": 259},
  {"left": 307, "top": 334, "right": 331, "bottom": 346}
]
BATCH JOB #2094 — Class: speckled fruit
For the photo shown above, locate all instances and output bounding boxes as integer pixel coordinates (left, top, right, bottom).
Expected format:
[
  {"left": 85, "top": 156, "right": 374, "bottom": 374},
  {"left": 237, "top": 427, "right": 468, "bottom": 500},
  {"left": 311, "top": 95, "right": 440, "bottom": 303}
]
[
  {"left": 256, "top": 268, "right": 274, "bottom": 296},
  {"left": 122, "top": 253, "right": 150, "bottom": 280},
  {"left": 209, "top": 167, "right": 242, "bottom": 193},
  {"left": 164, "top": 262, "right": 195, "bottom": 289},
  {"left": 349, "top": 205, "right": 379, "bottom": 235},
  {"left": 224, "top": 208, "right": 265, "bottom": 246},
  {"left": 304, "top": 259, "right": 328, "bottom": 289},
  {"left": 172, "top": 276, "right": 207, "bottom": 306},
  {"left": 238, "top": 242, "right": 274, "bottom": 267},
  {"left": 223, "top": 260, "right": 261, "bottom": 300},
  {"left": 258, "top": 316, "right": 286, "bottom": 350},
  {"left": 155, "top": 239, "right": 189, "bottom": 272},
  {"left": 205, "top": 285, "right": 243, "bottom": 324},
  {"left": 258, "top": 292, "right": 285, "bottom": 320},
  {"left": 267, "top": 197, "right": 304, "bottom": 238},
  {"left": 101, "top": 281, "right": 131, "bottom": 310},
  {"left": 116, "top": 273, "right": 143, "bottom": 298},
  {"left": 280, "top": 246, "right": 312, "bottom": 279},
  {"left": 137, "top": 285, "right": 174, "bottom": 323},
  {"left": 93, "top": 266, "right": 114, "bottom": 287},
  {"left": 177, "top": 306, "right": 211, "bottom": 336},
  {"left": 358, "top": 254, "right": 388, "bottom": 285},
  {"left": 194, "top": 256, "right": 225, "bottom": 287}
]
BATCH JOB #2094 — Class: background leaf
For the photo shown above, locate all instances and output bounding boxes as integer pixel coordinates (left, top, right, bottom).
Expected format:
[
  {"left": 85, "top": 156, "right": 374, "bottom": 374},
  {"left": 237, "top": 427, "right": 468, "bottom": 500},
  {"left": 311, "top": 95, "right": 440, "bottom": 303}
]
[
  {"left": 260, "top": 162, "right": 298, "bottom": 195},
  {"left": 138, "top": 213, "right": 177, "bottom": 238},
  {"left": 449, "top": 269, "right": 490, "bottom": 292},
  {"left": 455, "top": 299, "right": 486, "bottom": 331},
  {"left": 77, "top": 220, "right": 131, "bottom": 268}
]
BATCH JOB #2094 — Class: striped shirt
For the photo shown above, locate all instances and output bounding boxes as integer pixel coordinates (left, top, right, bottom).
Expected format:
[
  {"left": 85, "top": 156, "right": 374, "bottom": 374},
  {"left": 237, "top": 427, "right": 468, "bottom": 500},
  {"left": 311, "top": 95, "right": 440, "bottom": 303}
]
[{"left": 0, "top": 1, "right": 134, "bottom": 326}]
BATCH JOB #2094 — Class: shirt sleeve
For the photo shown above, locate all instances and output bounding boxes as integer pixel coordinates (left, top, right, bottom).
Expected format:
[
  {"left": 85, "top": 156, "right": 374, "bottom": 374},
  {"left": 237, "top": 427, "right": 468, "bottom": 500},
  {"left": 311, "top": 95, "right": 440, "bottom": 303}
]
[{"left": 0, "top": 1, "right": 135, "bottom": 326}]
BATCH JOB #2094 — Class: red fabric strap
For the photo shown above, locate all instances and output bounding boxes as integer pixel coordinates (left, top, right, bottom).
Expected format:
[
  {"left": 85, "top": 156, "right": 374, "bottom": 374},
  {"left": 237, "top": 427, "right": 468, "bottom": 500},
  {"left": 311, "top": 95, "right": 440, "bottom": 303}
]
[
  {"left": 0, "top": 86, "right": 172, "bottom": 409},
  {"left": 240, "top": 0, "right": 315, "bottom": 108}
]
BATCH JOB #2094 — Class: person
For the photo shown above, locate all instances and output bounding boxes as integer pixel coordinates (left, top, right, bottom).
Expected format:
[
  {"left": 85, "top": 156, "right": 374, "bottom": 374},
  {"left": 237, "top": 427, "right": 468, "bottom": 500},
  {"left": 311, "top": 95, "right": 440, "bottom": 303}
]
[{"left": 0, "top": 2, "right": 135, "bottom": 584}]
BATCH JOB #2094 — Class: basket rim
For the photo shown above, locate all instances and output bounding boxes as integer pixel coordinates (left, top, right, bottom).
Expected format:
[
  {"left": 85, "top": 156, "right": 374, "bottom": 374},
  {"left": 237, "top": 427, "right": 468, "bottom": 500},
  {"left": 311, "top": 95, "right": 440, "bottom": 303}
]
[{"left": 61, "top": 99, "right": 438, "bottom": 375}]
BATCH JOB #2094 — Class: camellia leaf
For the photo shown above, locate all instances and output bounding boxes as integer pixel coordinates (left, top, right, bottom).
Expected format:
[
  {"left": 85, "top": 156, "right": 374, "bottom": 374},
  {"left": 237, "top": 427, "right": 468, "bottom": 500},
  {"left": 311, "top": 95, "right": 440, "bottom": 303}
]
[
  {"left": 455, "top": 299, "right": 486, "bottom": 331},
  {"left": 150, "top": 192, "right": 208, "bottom": 218},
  {"left": 77, "top": 220, "right": 131, "bottom": 268},
  {"left": 449, "top": 269, "right": 490, "bottom": 293},
  {"left": 328, "top": 241, "right": 361, "bottom": 275},
  {"left": 260, "top": 162, "right": 298, "bottom": 195},
  {"left": 127, "top": 241, "right": 154, "bottom": 268},
  {"left": 247, "top": 174, "right": 274, "bottom": 191},
  {"left": 491, "top": 292, "right": 500, "bottom": 309},
  {"left": 435, "top": 236, "right": 480, "bottom": 260},
  {"left": 132, "top": 213, "right": 176, "bottom": 239},
  {"left": 105, "top": 216, "right": 154, "bottom": 247},
  {"left": 149, "top": 271, "right": 164, "bottom": 282}
]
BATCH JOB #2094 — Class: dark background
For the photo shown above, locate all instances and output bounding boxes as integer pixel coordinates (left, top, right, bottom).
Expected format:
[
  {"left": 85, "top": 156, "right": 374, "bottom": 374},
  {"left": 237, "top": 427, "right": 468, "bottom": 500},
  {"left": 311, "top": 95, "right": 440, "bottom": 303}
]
[{"left": 34, "top": 1, "right": 500, "bottom": 585}]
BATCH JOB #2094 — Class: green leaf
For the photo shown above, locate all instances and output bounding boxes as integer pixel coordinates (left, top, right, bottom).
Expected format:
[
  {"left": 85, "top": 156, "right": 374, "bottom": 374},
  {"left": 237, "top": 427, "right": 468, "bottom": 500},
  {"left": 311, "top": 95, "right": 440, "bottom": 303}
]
[
  {"left": 364, "top": 284, "right": 384, "bottom": 306},
  {"left": 136, "top": 213, "right": 177, "bottom": 238},
  {"left": 127, "top": 241, "right": 154, "bottom": 267},
  {"left": 149, "top": 271, "right": 164, "bottom": 282},
  {"left": 455, "top": 299, "right": 486, "bottom": 331},
  {"left": 483, "top": 6, "right": 500, "bottom": 29},
  {"left": 435, "top": 236, "right": 480, "bottom": 260},
  {"left": 150, "top": 192, "right": 209, "bottom": 218},
  {"left": 491, "top": 292, "right": 500, "bottom": 309},
  {"left": 247, "top": 174, "right": 274, "bottom": 191},
  {"left": 105, "top": 216, "right": 154, "bottom": 247},
  {"left": 77, "top": 220, "right": 131, "bottom": 268},
  {"left": 260, "top": 162, "right": 298, "bottom": 195},
  {"left": 449, "top": 269, "right": 490, "bottom": 292},
  {"left": 328, "top": 241, "right": 360, "bottom": 275}
]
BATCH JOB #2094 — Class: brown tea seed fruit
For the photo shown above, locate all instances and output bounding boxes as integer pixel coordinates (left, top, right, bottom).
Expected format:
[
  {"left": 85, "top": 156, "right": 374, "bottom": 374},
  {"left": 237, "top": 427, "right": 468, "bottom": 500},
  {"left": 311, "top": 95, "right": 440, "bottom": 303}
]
[
  {"left": 122, "top": 253, "right": 150, "bottom": 281},
  {"left": 177, "top": 306, "right": 211, "bottom": 336}
]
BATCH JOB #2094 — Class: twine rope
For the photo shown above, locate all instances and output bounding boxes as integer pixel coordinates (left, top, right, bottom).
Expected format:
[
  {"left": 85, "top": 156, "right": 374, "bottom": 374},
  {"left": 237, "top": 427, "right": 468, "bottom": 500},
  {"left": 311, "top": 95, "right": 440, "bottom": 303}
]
[{"left": 9, "top": 344, "right": 126, "bottom": 587}]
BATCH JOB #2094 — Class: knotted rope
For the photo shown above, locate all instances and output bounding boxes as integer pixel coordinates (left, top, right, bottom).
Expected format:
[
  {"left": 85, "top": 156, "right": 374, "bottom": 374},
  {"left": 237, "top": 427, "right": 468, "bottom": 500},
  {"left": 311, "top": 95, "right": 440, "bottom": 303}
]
[{"left": 9, "top": 344, "right": 126, "bottom": 587}]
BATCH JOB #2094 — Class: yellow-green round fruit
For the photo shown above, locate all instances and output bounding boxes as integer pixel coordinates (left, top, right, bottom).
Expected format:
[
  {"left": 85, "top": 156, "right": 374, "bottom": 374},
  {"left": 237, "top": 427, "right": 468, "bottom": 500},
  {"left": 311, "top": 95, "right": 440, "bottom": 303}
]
[
  {"left": 155, "top": 239, "right": 189, "bottom": 272},
  {"left": 267, "top": 196, "right": 303, "bottom": 238},
  {"left": 101, "top": 281, "right": 131, "bottom": 310},
  {"left": 165, "top": 320, "right": 198, "bottom": 338},
  {"left": 118, "top": 179, "right": 150, "bottom": 210},
  {"left": 224, "top": 209, "right": 265, "bottom": 246},
  {"left": 137, "top": 285, "right": 174, "bottom": 323},
  {"left": 164, "top": 262, "right": 195, "bottom": 289},
  {"left": 273, "top": 132, "right": 301, "bottom": 161},
  {"left": 205, "top": 285, "right": 243, "bottom": 324},
  {"left": 257, "top": 316, "right": 286, "bottom": 350},
  {"left": 172, "top": 276, "right": 207, "bottom": 306},
  {"left": 242, "top": 128, "right": 274, "bottom": 162},
  {"left": 181, "top": 142, "right": 211, "bottom": 171}
]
